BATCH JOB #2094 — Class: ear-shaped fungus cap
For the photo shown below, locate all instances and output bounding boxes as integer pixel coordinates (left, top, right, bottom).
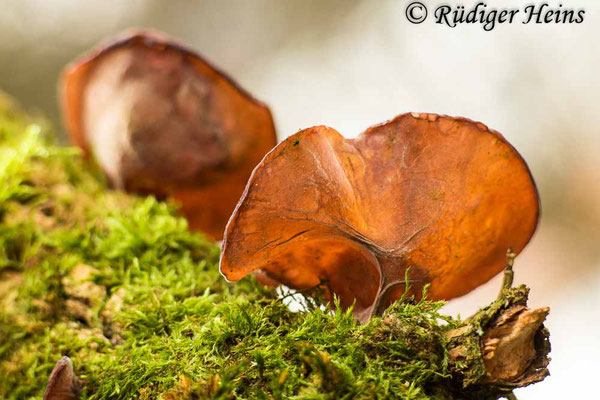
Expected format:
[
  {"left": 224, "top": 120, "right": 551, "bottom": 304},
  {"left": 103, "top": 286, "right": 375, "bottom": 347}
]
[
  {"left": 60, "top": 30, "right": 277, "bottom": 239},
  {"left": 43, "top": 356, "right": 81, "bottom": 400},
  {"left": 220, "top": 113, "right": 540, "bottom": 322}
]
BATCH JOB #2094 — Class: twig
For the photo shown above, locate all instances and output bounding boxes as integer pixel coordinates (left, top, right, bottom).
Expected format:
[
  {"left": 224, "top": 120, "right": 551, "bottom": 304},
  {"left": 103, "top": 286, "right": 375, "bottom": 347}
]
[{"left": 497, "top": 247, "right": 516, "bottom": 300}]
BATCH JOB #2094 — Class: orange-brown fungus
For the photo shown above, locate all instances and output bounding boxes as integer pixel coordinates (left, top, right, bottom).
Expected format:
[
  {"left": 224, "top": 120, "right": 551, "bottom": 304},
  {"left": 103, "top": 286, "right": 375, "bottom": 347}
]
[
  {"left": 220, "top": 113, "right": 539, "bottom": 321},
  {"left": 60, "top": 30, "right": 277, "bottom": 239}
]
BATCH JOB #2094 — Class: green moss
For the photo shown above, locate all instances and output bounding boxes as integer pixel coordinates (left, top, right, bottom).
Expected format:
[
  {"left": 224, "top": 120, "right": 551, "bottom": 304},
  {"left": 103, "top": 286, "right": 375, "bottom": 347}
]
[{"left": 0, "top": 96, "right": 527, "bottom": 400}]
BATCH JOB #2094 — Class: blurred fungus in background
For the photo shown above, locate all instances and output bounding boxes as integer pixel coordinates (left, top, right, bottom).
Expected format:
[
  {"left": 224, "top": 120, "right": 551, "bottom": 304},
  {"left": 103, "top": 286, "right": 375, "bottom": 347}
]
[
  {"left": 0, "top": 1, "right": 598, "bottom": 398},
  {"left": 60, "top": 30, "right": 277, "bottom": 239}
]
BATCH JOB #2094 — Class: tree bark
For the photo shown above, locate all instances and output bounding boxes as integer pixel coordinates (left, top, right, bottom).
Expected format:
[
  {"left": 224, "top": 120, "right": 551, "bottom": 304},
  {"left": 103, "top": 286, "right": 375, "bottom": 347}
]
[{"left": 444, "top": 285, "right": 551, "bottom": 399}]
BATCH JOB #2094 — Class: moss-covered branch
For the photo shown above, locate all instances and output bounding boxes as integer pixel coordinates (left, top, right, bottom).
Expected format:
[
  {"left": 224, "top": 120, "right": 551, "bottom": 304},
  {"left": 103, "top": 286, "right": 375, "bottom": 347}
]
[{"left": 0, "top": 94, "right": 550, "bottom": 399}]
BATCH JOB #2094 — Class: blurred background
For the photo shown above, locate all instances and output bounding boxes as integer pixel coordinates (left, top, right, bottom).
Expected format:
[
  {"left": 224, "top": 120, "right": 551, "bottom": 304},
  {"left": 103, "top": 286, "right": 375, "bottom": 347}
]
[{"left": 1, "top": 0, "right": 598, "bottom": 398}]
